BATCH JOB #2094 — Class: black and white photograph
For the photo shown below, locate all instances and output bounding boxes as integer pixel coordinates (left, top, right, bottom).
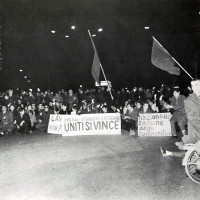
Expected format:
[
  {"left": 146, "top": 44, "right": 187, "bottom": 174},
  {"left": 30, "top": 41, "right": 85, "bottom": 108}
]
[{"left": 0, "top": 0, "right": 200, "bottom": 199}]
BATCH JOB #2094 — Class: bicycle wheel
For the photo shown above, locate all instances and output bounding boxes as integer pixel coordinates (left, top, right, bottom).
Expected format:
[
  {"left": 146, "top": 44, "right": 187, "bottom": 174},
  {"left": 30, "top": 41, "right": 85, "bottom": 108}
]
[{"left": 185, "top": 150, "right": 200, "bottom": 184}]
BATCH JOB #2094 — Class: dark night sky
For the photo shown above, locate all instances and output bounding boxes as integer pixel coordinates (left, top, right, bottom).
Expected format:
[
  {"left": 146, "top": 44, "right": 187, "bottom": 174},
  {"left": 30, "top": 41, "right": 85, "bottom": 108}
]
[{"left": 1, "top": 0, "right": 200, "bottom": 90}]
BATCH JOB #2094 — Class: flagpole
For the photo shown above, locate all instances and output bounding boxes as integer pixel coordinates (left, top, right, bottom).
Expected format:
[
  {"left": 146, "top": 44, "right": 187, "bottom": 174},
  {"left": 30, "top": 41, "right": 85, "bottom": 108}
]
[
  {"left": 152, "top": 36, "right": 194, "bottom": 80},
  {"left": 88, "top": 30, "right": 113, "bottom": 100}
]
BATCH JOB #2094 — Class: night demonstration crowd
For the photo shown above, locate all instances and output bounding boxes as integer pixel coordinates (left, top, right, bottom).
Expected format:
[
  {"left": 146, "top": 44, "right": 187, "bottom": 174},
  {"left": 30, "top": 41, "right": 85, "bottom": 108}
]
[{"left": 0, "top": 83, "right": 196, "bottom": 138}]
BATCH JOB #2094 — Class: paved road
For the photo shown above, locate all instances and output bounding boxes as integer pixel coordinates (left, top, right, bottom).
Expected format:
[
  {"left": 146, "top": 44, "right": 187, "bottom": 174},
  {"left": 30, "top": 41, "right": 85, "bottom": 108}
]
[{"left": 0, "top": 131, "right": 199, "bottom": 200}]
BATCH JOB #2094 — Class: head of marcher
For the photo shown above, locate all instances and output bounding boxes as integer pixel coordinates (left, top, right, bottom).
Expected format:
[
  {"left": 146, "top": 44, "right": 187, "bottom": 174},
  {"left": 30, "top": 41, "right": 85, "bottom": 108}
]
[
  {"left": 191, "top": 79, "right": 200, "bottom": 97},
  {"left": 173, "top": 86, "right": 180, "bottom": 99},
  {"left": 19, "top": 108, "right": 25, "bottom": 116},
  {"left": 44, "top": 105, "right": 49, "bottom": 112},
  {"left": 68, "top": 89, "right": 73, "bottom": 96}
]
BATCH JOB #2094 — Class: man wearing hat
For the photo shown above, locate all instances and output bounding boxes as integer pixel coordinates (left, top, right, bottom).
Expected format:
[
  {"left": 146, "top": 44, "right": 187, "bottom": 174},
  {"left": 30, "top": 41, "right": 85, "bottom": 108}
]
[{"left": 15, "top": 108, "right": 31, "bottom": 135}]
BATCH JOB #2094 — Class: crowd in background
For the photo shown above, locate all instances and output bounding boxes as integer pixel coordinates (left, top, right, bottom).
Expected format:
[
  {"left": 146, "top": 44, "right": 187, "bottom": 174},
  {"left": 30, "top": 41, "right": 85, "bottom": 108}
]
[{"left": 0, "top": 84, "right": 193, "bottom": 136}]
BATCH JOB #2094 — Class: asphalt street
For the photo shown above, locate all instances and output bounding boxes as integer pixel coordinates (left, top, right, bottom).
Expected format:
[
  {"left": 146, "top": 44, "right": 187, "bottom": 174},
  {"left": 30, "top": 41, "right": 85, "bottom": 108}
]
[{"left": 0, "top": 130, "right": 200, "bottom": 200}]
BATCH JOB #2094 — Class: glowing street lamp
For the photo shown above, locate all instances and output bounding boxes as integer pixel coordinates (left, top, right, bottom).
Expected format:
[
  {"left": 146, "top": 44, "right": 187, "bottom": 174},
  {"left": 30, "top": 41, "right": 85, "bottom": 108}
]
[
  {"left": 51, "top": 30, "right": 56, "bottom": 33},
  {"left": 92, "top": 34, "right": 96, "bottom": 37},
  {"left": 65, "top": 35, "right": 69, "bottom": 38},
  {"left": 19, "top": 69, "right": 23, "bottom": 72},
  {"left": 144, "top": 27, "right": 150, "bottom": 29},
  {"left": 71, "top": 26, "right": 76, "bottom": 30},
  {"left": 24, "top": 76, "right": 27, "bottom": 79},
  {"left": 98, "top": 28, "right": 103, "bottom": 32}
]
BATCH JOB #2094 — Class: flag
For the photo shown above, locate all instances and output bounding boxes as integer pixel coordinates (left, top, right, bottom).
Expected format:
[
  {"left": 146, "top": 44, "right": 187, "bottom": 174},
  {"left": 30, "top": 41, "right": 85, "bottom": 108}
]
[
  {"left": 90, "top": 35, "right": 101, "bottom": 83},
  {"left": 151, "top": 38, "right": 180, "bottom": 75},
  {"left": 91, "top": 50, "right": 101, "bottom": 83}
]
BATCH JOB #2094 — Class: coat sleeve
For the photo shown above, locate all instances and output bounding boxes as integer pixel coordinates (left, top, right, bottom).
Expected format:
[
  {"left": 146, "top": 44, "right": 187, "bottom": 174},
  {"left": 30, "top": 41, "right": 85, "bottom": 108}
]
[
  {"left": 184, "top": 97, "right": 199, "bottom": 122},
  {"left": 182, "top": 96, "right": 200, "bottom": 144}
]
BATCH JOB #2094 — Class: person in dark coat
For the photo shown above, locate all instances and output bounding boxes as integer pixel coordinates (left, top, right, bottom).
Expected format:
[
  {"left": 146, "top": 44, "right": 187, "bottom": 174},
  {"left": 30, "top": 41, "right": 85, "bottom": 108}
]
[
  {"left": 36, "top": 105, "right": 51, "bottom": 132},
  {"left": 0, "top": 105, "right": 14, "bottom": 136},
  {"left": 59, "top": 104, "right": 69, "bottom": 115},
  {"left": 9, "top": 104, "right": 18, "bottom": 125},
  {"left": 165, "top": 87, "right": 188, "bottom": 138},
  {"left": 15, "top": 108, "right": 31, "bottom": 135}
]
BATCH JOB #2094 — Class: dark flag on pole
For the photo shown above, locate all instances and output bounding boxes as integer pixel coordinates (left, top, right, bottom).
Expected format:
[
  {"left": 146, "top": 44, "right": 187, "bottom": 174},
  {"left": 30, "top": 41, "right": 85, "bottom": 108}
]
[
  {"left": 88, "top": 30, "right": 114, "bottom": 100},
  {"left": 89, "top": 33, "right": 101, "bottom": 83},
  {"left": 91, "top": 49, "right": 101, "bottom": 83},
  {"left": 151, "top": 38, "right": 180, "bottom": 75}
]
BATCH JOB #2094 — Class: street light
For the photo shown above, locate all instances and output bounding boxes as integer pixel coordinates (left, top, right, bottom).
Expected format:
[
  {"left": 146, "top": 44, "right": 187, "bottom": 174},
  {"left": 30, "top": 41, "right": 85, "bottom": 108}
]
[
  {"left": 51, "top": 30, "right": 56, "bottom": 33},
  {"left": 92, "top": 34, "right": 96, "bottom": 37},
  {"left": 19, "top": 69, "right": 23, "bottom": 72},
  {"left": 24, "top": 76, "right": 27, "bottom": 79},
  {"left": 71, "top": 26, "right": 76, "bottom": 30},
  {"left": 65, "top": 35, "right": 69, "bottom": 38},
  {"left": 98, "top": 28, "right": 103, "bottom": 32}
]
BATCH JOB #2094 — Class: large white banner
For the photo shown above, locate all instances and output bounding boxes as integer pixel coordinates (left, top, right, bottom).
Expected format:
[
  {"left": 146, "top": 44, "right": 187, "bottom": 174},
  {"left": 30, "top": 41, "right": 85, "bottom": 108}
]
[
  {"left": 138, "top": 113, "right": 172, "bottom": 137},
  {"left": 48, "top": 113, "right": 121, "bottom": 136}
]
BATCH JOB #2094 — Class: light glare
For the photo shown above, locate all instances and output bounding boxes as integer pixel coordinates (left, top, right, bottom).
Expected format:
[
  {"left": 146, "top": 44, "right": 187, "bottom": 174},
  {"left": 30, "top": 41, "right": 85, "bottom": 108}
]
[
  {"left": 144, "top": 27, "right": 150, "bottom": 29},
  {"left": 98, "top": 28, "right": 103, "bottom": 32},
  {"left": 71, "top": 26, "right": 75, "bottom": 29},
  {"left": 51, "top": 30, "right": 56, "bottom": 33}
]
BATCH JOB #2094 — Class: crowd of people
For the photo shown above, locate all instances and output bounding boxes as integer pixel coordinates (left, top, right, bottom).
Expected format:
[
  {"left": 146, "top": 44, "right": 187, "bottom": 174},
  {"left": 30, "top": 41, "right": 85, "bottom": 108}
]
[{"left": 0, "top": 83, "right": 195, "bottom": 137}]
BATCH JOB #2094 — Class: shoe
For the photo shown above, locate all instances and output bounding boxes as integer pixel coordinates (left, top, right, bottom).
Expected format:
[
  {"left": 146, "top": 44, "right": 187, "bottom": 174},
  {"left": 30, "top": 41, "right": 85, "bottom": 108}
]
[
  {"left": 130, "top": 129, "right": 136, "bottom": 136},
  {"left": 175, "top": 141, "right": 184, "bottom": 147},
  {"left": 175, "top": 141, "right": 185, "bottom": 150},
  {"left": 170, "top": 135, "right": 178, "bottom": 139},
  {"left": 0, "top": 132, "right": 4, "bottom": 137},
  {"left": 160, "top": 147, "right": 168, "bottom": 157}
]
